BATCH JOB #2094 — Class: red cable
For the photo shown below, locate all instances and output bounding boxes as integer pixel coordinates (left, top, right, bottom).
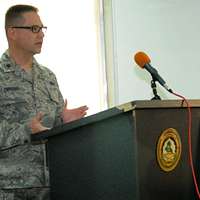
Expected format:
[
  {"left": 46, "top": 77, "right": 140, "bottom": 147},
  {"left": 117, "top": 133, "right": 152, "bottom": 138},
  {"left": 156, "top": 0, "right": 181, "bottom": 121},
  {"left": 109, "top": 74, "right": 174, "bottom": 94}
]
[{"left": 171, "top": 92, "right": 200, "bottom": 199}]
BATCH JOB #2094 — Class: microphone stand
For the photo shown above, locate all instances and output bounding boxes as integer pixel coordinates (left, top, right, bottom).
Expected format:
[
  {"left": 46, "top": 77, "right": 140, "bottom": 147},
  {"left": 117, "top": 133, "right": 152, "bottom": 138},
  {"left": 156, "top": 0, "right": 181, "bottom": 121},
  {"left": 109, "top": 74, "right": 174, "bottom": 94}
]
[{"left": 151, "top": 78, "right": 161, "bottom": 100}]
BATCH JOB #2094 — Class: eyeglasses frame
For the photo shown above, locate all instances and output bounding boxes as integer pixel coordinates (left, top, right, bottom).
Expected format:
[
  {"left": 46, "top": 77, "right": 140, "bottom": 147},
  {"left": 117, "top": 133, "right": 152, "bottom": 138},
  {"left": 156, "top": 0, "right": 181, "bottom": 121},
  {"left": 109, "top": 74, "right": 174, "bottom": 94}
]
[{"left": 10, "top": 25, "right": 47, "bottom": 33}]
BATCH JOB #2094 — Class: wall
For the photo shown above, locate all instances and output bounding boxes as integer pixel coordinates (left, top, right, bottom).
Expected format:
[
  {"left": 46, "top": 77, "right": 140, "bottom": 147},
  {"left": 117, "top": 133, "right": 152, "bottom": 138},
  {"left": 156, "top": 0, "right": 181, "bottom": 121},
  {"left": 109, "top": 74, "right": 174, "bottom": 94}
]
[{"left": 110, "top": 0, "right": 200, "bottom": 105}]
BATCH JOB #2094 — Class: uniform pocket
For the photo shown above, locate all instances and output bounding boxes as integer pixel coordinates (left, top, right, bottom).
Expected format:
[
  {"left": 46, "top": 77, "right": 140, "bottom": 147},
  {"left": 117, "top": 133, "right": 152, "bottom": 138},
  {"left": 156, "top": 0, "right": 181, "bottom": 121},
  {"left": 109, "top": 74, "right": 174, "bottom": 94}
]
[
  {"left": 0, "top": 85, "right": 28, "bottom": 121},
  {"left": 45, "top": 81, "right": 60, "bottom": 104}
]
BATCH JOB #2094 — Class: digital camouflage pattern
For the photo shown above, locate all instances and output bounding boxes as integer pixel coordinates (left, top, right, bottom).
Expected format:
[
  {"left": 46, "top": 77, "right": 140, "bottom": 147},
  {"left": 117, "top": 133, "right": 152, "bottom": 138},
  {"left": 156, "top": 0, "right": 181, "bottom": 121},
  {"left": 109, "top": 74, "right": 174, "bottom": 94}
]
[
  {"left": 0, "top": 187, "right": 50, "bottom": 200},
  {"left": 0, "top": 51, "right": 64, "bottom": 192}
]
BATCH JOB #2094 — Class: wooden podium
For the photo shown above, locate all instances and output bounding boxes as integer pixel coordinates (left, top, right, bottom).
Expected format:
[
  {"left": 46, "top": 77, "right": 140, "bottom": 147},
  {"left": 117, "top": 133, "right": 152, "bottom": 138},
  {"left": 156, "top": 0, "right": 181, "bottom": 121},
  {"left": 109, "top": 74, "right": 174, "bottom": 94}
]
[{"left": 32, "top": 100, "right": 200, "bottom": 200}]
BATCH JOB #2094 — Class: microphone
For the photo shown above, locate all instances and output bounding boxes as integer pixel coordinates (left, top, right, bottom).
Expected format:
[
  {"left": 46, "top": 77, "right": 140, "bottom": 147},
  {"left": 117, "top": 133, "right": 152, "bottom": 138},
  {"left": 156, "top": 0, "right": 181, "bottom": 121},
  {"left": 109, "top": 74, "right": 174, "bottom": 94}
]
[{"left": 134, "top": 51, "right": 173, "bottom": 93}]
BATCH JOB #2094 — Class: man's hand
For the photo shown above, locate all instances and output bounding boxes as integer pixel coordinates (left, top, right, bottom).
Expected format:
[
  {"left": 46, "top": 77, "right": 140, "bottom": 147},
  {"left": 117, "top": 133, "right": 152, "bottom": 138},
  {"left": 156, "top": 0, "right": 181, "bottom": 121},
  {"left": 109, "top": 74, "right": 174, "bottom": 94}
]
[
  {"left": 61, "top": 99, "right": 88, "bottom": 123},
  {"left": 29, "top": 112, "right": 50, "bottom": 134}
]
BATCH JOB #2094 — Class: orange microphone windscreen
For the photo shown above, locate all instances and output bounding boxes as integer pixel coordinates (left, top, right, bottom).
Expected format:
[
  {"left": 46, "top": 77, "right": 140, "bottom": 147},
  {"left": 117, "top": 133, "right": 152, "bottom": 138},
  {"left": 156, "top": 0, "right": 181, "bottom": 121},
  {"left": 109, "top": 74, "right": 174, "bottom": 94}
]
[{"left": 134, "top": 51, "right": 151, "bottom": 68}]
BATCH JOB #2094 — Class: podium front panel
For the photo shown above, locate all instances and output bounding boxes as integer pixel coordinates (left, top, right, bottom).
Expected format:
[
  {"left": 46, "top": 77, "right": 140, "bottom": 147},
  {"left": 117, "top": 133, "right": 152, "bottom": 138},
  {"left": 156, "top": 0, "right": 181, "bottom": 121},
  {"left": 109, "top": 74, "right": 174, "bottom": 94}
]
[{"left": 47, "top": 111, "right": 139, "bottom": 200}]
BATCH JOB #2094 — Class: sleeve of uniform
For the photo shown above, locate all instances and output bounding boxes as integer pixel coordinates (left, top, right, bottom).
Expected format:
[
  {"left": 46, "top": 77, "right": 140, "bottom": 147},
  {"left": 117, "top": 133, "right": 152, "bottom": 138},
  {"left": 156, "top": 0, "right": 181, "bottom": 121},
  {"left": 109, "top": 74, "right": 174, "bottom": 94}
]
[
  {"left": 0, "top": 119, "right": 32, "bottom": 150},
  {"left": 42, "top": 67, "right": 65, "bottom": 127},
  {"left": 0, "top": 57, "right": 33, "bottom": 150},
  {"left": 0, "top": 77, "right": 32, "bottom": 149},
  {"left": 52, "top": 75, "right": 65, "bottom": 127}
]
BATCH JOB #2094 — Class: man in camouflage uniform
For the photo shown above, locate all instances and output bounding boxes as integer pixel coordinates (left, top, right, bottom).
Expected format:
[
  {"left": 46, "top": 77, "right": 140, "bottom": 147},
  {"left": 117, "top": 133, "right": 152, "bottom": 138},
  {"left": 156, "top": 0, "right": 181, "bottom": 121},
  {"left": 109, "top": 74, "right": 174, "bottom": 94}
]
[{"left": 0, "top": 4, "right": 88, "bottom": 200}]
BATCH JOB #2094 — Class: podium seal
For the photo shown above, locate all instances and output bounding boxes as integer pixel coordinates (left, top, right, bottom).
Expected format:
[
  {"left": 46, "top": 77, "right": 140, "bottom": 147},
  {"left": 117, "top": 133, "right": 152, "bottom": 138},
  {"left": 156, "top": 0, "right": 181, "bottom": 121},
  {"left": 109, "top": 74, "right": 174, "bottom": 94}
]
[{"left": 157, "top": 128, "right": 182, "bottom": 172}]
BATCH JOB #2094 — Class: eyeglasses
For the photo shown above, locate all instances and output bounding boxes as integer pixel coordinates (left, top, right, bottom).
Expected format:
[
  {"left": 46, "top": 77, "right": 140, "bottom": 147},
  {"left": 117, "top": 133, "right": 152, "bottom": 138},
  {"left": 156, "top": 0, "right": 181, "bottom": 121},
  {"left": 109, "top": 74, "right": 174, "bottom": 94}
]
[{"left": 11, "top": 25, "right": 47, "bottom": 33}]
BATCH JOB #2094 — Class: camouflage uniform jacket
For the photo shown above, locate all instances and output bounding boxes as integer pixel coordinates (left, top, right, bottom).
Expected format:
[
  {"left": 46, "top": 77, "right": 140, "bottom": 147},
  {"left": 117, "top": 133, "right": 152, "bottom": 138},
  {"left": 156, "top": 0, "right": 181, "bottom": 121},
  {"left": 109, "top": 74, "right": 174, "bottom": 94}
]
[{"left": 0, "top": 51, "right": 64, "bottom": 189}]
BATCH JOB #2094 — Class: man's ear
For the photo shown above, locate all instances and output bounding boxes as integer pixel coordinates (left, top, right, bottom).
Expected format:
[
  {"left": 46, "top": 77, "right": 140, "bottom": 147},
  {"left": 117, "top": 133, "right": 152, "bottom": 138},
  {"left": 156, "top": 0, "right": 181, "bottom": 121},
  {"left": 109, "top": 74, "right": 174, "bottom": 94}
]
[{"left": 6, "top": 28, "right": 17, "bottom": 40}]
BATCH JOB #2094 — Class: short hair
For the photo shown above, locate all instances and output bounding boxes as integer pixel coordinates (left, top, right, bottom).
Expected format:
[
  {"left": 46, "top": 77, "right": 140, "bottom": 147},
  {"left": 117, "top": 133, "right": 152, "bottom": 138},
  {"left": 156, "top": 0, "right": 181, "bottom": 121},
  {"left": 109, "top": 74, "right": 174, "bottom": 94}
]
[{"left": 5, "top": 4, "right": 38, "bottom": 28}]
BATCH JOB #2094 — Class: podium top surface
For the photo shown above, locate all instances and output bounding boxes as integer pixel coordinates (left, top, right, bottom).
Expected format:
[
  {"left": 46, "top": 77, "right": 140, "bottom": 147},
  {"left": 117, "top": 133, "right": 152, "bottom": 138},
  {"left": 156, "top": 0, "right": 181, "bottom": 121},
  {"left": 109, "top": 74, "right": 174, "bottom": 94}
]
[
  {"left": 127, "top": 99, "right": 200, "bottom": 109},
  {"left": 31, "top": 99, "right": 200, "bottom": 141}
]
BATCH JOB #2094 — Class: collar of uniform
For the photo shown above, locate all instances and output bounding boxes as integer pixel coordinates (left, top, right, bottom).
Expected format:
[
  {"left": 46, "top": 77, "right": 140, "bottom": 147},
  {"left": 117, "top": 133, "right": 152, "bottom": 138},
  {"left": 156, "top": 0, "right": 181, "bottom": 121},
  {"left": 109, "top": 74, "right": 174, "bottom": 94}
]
[
  {"left": 0, "top": 50, "right": 43, "bottom": 73},
  {"left": 32, "top": 58, "right": 47, "bottom": 80}
]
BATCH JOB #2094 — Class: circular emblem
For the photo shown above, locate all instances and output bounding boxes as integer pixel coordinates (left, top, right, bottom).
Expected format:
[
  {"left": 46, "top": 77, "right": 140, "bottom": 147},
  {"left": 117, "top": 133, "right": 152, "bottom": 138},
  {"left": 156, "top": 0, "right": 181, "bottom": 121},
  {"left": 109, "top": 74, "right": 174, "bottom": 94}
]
[{"left": 157, "top": 128, "right": 182, "bottom": 172}]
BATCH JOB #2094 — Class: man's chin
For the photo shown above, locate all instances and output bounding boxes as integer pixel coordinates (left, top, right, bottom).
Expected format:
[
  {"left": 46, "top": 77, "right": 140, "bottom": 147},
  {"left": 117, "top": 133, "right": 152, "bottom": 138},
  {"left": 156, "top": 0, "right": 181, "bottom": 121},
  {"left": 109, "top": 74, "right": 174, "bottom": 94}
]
[{"left": 34, "top": 49, "right": 42, "bottom": 55}]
